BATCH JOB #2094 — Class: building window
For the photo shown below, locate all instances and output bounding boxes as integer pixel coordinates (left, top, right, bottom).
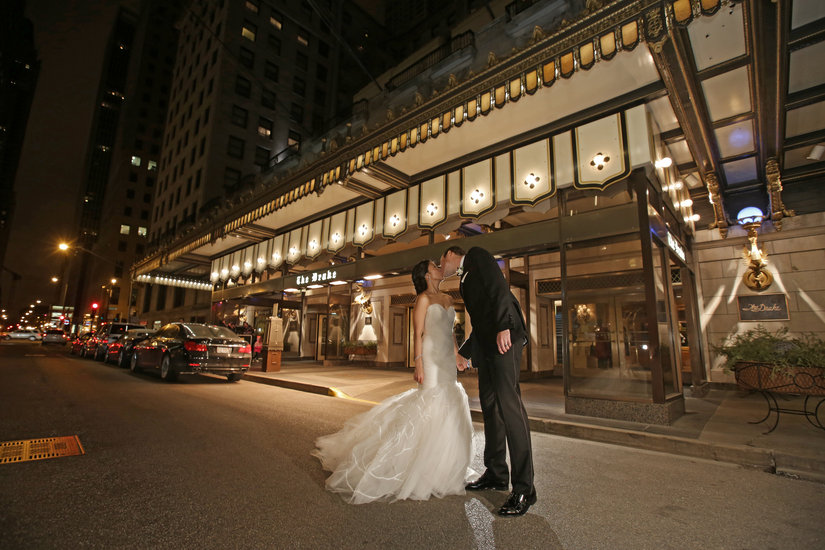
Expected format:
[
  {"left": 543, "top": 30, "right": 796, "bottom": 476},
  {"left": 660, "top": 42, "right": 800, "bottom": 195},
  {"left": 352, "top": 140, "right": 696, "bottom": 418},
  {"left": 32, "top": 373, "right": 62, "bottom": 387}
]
[
  {"left": 288, "top": 130, "right": 301, "bottom": 150},
  {"left": 289, "top": 103, "right": 303, "bottom": 124},
  {"left": 120, "top": 224, "right": 131, "bottom": 235},
  {"left": 245, "top": 0, "right": 259, "bottom": 13},
  {"left": 228, "top": 136, "right": 245, "bottom": 158},
  {"left": 257, "top": 117, "right": 273, "bottom": 137},
  {"left": 140, "top": 210, "right": 148, "bottom": 220},
  {"left": 235, "top": 75, "right": 251, "bottom": 97},
  {"left": 124, "top": 206, "right": 133, "bottom": 216},
  {"left": 264, "top": 61, "right": 279, "bottom": 82},
  {"left": 241, "top": 20, "right": 257, "bottom": 42},
  {"left": 131, "top": 155, "right": 141, "bottom": 166},
  {"left": 138, "top": 226, "right": 148, "bottom": 237},
  {"left": 225, "top": 167, "right": 241, "bottom": 187},
  {"left": 318, "top": 40, "right": 329, "bottom": 58},
  {"left": 262, "top": 88, "right": 276, "bottom": 109},
  {"left": 269, "top": 13, "right": 282, "bottom": 30},
  {"left": 118, "top": 240, "right": 128, "bottom": 252},
  {"left": 314, "top": 89, "right": 326, "bottom": 107},
  {"left": 297, "top": 29, "right": 309, "bottom": 47},
  {"left": 296, "top": 52, "right": 308, "bottom": 71},
  {"left": 316, "top": 64, "right": 327, "bottom": 82},
  {"left": 126, "top": 189, "right": 135, "bottom": 199},
  {"left": 231, "top": 104, "right": 248, "bottom": 127},
  {"left": 255, "top": 146, "right": 270, "bottom": 167},
  {"left": 268, "top": 34, "right": 281, "bottom": 55},
  {"left": 292, "top": 76, "right": 305, "bottom": 95},
  {"left": 143, "top": 193, "right": 151, "bottom": 204},
  {"left": 148, "top": 160, "right": 157, "bottom": 171},
  {"left": 129, "top": 172, "right": 138, "bottom": 182},
  {"left": 239, "top": 46, "right": 254, "bottom": 68}
]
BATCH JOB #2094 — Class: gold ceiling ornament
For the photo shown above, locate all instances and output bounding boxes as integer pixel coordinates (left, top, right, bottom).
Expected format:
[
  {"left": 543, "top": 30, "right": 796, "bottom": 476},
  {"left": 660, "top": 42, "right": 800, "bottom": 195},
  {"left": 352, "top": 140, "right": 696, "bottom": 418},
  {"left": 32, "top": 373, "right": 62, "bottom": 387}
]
[
  {"left": 529, "top": 25, "right": 546, "bottom": 46},
  {"left": 487, "top": 51, "right": 499, "bottom": 68},
  {"left": 446, "top": 74, "right": 459, "bottom": 89},
  {"left": 704, "top": 172, "right": 729, "bottom": 238},
  {"left": 765, "top": 158, "right": 795, "bottom": 231}
]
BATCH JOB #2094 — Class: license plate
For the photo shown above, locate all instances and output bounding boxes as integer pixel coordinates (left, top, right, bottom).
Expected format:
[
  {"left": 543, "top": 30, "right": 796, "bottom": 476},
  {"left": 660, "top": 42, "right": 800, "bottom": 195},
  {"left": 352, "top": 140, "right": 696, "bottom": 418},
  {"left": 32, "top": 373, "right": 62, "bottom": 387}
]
[{"left": 216, "top": 346, "right": 230, "bottom": 355}]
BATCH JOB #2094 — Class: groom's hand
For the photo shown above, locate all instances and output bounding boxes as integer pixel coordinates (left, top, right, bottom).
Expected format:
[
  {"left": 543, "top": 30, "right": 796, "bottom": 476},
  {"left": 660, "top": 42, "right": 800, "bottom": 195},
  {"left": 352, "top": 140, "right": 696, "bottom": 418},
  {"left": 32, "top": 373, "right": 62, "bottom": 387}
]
[
  {"left": 456, "top": 354, "right": 468, "bottom": 371},
  {"left": 496, "top": 329, "right": 512, "bottom": 354}
]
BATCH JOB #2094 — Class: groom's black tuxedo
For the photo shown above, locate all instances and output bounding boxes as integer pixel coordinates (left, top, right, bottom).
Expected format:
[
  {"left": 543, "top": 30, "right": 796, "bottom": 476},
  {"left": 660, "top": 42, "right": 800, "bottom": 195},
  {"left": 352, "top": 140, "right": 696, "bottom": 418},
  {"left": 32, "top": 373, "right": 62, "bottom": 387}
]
[{"left": 457, "top": 246, "right": 534, "bottom": 495}]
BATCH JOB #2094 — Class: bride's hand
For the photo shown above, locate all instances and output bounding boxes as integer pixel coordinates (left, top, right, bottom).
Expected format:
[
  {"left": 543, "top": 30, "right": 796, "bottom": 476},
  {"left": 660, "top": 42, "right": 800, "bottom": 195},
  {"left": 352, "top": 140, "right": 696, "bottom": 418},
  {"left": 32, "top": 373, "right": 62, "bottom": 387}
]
[
  {"left": 456, "top": 354, "right": 468, "bottom": 371},
  {"left": 414, "top": 362, "right": 424, "bottom": 384}
]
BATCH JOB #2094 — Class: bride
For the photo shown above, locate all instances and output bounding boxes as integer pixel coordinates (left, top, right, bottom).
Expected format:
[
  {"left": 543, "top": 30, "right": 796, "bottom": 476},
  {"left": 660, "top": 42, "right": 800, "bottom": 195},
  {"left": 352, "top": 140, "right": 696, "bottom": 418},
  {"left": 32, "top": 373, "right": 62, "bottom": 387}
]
[{"left": 312, "top": 259, "right": 474, "bottom": 504}]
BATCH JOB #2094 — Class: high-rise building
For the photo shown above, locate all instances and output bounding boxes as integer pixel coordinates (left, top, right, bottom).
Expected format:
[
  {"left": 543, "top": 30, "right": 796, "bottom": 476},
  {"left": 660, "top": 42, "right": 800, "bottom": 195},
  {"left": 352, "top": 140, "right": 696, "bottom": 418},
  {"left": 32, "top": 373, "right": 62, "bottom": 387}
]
[
  {"left": 0, "top": 0, "right": 40, "bottom": 308},
  {"left": 87, "top": 1, "right": 184, "bottom": 323},
  {"left": 137, "top": 0, "right": 393, "bottom": 326}
]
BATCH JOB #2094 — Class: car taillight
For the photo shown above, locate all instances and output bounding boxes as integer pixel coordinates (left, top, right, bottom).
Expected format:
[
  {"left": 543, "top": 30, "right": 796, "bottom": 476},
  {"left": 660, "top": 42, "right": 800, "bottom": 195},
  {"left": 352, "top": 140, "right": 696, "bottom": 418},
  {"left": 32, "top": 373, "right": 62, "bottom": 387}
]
[
  {"left": 184, "top": 340, "right": 208, "bottom": 352},
  {"left": 238, "top": 345, "right": 252, "bottom": 354}
]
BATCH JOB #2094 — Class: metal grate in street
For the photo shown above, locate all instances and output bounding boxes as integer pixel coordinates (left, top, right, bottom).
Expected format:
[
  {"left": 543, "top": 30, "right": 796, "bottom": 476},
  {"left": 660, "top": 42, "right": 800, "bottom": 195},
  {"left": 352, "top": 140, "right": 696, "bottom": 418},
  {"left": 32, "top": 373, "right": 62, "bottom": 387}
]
[{"left": 0, "top": 436, "right": 85, "bottom": 464}]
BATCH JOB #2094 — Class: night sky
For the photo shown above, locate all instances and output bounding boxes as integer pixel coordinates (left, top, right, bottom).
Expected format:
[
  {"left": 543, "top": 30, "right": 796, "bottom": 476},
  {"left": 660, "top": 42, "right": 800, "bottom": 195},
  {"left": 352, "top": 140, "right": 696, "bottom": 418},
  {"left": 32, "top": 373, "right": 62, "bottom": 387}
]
[{"left": 6, "top": 1, "right": 123, "bottom": 318}]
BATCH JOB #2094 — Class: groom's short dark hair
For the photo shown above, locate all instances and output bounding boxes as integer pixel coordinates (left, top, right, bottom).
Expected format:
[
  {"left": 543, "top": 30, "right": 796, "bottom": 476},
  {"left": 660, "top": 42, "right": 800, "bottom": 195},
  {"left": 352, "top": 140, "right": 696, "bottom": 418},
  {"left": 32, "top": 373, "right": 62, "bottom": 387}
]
[{"left": 444, "top": 245, "right": 466, "bottom": 257}]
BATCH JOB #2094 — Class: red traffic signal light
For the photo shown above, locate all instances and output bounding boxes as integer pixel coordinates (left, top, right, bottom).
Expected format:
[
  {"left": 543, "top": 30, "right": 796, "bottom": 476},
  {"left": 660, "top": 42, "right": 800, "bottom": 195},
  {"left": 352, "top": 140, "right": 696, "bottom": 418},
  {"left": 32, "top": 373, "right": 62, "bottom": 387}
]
[{"left": 91, "top": 302, "right": 99, "bottom": 310}]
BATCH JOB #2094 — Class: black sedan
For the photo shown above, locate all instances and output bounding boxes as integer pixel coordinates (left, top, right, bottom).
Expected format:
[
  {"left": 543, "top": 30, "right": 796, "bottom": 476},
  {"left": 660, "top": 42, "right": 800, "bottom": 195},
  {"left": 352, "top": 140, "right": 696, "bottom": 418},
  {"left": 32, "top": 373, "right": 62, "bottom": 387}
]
[
  {"left": 130, "top": 323, "right": 251, "bottom": 382},
  {"left": 106, "top": 328, "right": 154, "bottom": 367}
]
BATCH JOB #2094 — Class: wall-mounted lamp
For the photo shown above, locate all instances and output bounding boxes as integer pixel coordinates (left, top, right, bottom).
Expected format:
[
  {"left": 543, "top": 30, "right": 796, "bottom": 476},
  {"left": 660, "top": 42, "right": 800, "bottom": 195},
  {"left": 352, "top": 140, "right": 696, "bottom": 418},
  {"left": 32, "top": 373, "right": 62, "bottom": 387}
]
[
  {"left": 737, "top": 207, "right": 772, "bottom": 291},
  {"left": 359, "top": 223, "right": 369, "bottom": 237},
  {"left": 390, "top": 214, "right": 400, "bottom": 227},
  {"left": 470, "top": 189, "right": 485, "bottom": 204},
  {"left": 426, "top": 202, "right": 439, "bottom": 216},
  {"left": 654, "top": 157, "right": 673, "bottom": 169},
  {"left": 332, "top": 232, "right": 341, "bottom": 244}
]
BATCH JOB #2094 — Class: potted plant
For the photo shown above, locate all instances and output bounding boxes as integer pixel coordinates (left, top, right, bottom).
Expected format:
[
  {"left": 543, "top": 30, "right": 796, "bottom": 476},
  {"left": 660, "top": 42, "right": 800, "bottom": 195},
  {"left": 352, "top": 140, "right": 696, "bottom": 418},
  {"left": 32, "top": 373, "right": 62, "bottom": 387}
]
[
  {"left": 343, "top": 340, "right": 377, "bottom": 356},
  {"left": 713, "top": 326, "right": 825, "bottom": 395}
]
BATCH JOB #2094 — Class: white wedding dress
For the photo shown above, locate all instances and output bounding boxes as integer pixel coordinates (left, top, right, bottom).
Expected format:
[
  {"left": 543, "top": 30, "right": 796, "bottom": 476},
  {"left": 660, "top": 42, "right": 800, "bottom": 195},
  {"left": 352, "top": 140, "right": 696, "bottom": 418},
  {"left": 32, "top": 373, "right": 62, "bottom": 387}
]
[{"left": 312, "top": 304, "right": 474, "bottom": 504}]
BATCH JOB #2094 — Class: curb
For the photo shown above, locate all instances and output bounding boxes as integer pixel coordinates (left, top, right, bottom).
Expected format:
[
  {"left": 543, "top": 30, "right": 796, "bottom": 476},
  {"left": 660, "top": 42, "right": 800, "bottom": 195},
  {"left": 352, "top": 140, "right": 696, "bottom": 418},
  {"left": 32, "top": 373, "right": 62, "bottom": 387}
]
[{"left": 243, "top": 372, "right": 825, "bottom": 482}]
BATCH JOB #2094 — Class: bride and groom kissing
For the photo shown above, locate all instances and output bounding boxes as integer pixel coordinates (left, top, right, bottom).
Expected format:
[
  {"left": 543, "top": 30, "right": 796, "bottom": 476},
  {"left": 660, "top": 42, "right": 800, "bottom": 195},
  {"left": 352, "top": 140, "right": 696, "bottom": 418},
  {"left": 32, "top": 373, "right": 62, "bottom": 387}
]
[{"left": 312, "top": 245, "right": 536, "bottom": 517}]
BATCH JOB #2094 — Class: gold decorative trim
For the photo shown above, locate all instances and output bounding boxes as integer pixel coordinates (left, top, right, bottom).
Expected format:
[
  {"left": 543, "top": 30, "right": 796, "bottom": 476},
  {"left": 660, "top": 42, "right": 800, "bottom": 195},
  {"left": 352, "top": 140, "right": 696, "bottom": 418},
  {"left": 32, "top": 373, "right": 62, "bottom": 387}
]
[{"left": 765, "top": 158, "right": 795, "bottom": 231}]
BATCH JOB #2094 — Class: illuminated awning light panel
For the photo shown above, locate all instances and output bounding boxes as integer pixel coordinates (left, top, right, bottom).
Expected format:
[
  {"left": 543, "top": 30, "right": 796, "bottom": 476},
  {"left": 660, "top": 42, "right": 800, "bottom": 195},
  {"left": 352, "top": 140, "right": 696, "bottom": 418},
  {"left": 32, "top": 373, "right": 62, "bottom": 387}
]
[{"left": 135, "top": 274, "right": 212, "bottom": 291}]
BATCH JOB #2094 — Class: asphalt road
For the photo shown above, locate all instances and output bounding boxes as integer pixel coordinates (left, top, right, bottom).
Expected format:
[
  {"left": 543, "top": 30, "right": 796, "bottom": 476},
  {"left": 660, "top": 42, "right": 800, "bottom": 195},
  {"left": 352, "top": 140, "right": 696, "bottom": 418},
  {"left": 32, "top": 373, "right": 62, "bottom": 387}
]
[{"left": 1, "top": 340, "right": 823, "bottom": 549}]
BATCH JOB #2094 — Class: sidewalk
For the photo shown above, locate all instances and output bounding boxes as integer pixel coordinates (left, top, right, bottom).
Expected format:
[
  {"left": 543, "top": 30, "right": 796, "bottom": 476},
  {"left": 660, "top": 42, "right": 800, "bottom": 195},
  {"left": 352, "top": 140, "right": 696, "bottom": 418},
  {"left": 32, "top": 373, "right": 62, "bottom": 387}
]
[{"left": 243, "top": 360, "right": 825, "bottom": 482}]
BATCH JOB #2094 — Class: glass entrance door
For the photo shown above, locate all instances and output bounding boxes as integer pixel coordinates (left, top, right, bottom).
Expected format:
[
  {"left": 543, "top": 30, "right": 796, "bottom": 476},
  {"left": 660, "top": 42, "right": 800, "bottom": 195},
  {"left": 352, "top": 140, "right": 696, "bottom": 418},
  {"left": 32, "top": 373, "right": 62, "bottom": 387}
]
[{"left": 316, "top": 314, "right": 328, "bottom": 359}]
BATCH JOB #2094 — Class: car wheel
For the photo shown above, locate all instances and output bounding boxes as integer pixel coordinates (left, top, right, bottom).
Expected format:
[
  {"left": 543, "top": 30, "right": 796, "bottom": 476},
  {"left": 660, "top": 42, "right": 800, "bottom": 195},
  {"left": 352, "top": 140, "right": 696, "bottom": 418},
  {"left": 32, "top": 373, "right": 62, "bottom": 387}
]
[
  {"left": 118, "top": 351, "right": 127, "bottom": 368},
  {"left": 160, "top": 355, "right": 177, "bottom": 382},
  {"left": 226, "top": 373, "right": 243, "bottom": 382},
  {"left": 29, "top": 336, "right": 36, "bottom": 341},
  {"left": 79, "top": 347, "right": 86, "bottom": 358},
  {"left": 130, "top": 352, "right": 142, "bottom": 373}
]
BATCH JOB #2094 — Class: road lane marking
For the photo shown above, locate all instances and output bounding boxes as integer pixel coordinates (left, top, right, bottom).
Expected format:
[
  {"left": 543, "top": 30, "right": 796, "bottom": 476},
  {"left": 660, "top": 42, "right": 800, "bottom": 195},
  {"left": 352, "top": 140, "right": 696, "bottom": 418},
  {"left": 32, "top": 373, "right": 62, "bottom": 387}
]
[{"left": 0, "top": 436, "right": 85, "bottom": 464}]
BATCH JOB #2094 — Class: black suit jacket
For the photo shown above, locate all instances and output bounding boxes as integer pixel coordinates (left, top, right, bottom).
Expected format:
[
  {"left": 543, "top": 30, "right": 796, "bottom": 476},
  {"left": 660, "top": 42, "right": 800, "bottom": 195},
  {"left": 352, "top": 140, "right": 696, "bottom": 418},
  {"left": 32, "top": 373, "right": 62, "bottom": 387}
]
[{"left": 458, "top": 247, "right": 527, "bottom": 359}]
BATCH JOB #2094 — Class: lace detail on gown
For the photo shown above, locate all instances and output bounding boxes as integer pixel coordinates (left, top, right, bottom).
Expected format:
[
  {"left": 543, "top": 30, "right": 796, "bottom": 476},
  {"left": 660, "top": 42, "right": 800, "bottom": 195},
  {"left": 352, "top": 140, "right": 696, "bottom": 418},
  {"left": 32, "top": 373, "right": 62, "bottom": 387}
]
[{"left": 312, "top": 304, "right": 474, "bottom": 504}]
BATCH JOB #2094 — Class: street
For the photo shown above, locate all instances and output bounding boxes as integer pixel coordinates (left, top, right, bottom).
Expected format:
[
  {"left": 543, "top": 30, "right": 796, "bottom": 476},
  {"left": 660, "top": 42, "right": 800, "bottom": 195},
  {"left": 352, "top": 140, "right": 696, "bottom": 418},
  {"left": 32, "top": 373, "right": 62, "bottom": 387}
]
[{"left": 0, "top": 341, "right": 823, "bottom": 550}]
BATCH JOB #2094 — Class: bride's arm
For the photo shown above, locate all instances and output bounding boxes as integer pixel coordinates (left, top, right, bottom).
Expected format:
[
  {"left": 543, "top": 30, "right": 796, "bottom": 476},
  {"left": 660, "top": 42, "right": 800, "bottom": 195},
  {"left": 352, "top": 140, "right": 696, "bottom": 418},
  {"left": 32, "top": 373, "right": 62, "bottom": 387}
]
[{"left": 412, "top": 294, "right": 429, "bottom": 383}]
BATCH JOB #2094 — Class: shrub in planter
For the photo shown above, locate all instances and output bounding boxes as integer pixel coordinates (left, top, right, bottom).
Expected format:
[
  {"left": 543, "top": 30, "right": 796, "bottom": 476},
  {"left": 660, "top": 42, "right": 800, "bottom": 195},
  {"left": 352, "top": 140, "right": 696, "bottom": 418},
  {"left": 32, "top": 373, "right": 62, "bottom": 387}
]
[
  {"left": 713, "top": 326, "right": 825, "bottom": 394},
  {"left": 343, "top": 340, "right": 377, "bottom": 355}
]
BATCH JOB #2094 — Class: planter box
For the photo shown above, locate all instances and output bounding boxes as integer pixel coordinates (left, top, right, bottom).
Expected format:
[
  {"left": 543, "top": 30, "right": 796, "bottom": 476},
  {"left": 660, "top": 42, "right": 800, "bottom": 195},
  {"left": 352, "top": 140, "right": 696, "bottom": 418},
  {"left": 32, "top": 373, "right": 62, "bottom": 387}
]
[{"left": 734, "top": 362, "right": 825, "bottom": 396}]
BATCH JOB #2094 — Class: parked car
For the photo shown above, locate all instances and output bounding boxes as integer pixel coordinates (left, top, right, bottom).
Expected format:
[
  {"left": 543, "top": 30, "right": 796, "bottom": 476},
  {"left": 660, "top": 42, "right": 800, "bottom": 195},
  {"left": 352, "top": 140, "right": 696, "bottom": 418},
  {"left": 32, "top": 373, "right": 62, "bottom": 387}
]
[
  {"left": 81, "top": 322, "right": 145, "bottom": 361},
  {"left": 106, "top": 328, "right": 154, "bottom": 367},
  {"left": 4, "top": 329, "right": 42, "bottom": 341},
  {"left": 130, "top": 322, "right": 251, "bottom": 382},
  {"left": 42, "top": 329, "right": 68, "bottom": 345},
  {"left": 69, "top": 332, "right": 93, "bottom": 355}
]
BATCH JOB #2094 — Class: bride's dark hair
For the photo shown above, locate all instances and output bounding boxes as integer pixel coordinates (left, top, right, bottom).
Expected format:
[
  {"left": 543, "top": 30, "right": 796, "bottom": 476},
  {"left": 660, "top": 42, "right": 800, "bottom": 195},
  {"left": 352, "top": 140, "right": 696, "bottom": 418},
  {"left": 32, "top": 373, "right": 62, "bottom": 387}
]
[{"left": 411, "top": 260, "right": 431, "bottom": 295}]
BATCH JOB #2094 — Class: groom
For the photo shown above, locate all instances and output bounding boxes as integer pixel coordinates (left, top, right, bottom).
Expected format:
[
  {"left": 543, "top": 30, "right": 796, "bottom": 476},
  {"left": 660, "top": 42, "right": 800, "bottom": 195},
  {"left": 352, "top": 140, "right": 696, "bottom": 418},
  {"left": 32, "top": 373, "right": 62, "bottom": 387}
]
[{"left": 440, "top": 245, "right": 536, "bottom": 517}]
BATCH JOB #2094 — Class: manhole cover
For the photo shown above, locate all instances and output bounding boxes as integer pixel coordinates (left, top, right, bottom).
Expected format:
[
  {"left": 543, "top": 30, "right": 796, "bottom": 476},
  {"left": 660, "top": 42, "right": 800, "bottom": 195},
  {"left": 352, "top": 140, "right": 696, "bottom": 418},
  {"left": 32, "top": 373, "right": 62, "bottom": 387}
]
[{"left": 0, "top": 436, "right": 85, "bottom": 464}]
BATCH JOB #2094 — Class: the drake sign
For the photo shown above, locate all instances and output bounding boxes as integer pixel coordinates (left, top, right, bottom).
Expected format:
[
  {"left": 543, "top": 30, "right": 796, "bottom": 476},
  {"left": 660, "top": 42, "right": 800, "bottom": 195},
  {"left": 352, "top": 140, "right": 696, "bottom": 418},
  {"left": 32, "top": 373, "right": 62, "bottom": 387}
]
[{"left": 296, "top": 269, "right": 338, "bottom": 287}]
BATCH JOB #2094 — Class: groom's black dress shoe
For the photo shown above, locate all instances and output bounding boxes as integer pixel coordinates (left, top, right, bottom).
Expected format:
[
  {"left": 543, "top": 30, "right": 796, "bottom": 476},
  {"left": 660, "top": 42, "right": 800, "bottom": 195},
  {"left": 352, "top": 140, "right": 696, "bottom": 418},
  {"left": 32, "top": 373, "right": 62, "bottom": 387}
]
[
  {"left": 497, "top": 490, "right": 537, "bottom": 517},
  {"left": 465, "top": 475, "right": 508, "bottom": 491}
]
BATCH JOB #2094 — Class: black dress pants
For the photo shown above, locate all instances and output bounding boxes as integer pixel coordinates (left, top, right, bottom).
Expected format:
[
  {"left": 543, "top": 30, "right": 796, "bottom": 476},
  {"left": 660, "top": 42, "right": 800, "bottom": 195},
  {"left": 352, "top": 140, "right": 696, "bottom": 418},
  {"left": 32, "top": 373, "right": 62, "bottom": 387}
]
[{"left": 473, "top": 334, "right": 534, "bottom": 495}]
